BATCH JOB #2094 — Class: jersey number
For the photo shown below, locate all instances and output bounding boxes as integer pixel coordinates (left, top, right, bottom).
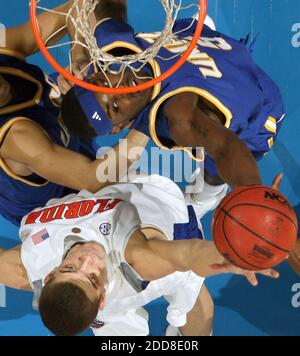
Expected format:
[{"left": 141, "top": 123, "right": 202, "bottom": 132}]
[{"left": 137, "top": 33, "right": 233, "bottom": 79}]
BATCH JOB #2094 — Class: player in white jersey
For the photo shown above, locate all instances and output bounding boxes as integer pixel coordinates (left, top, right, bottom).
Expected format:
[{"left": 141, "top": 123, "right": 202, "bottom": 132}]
[{"left": 0, "top": 175, "right": 278, "bottom": 336}]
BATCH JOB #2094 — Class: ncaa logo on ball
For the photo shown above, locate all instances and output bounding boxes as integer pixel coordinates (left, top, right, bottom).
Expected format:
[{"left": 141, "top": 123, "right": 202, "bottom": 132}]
[
  {"left": 264, "top": 190, "right": 291, "bottom": 208},
  {"left": 99, "top": 223, "right": 111, "bottom": 236}
]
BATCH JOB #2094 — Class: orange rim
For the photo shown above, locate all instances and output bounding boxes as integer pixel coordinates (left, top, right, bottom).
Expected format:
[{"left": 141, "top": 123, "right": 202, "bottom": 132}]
[{"left": 30, "top": 0, "right": 207, "bottom": 94}]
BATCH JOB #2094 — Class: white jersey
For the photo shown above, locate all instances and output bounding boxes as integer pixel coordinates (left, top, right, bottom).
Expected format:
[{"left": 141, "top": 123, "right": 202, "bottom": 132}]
[{"left": 19, "top": 175, "right": 204, "bottom": 335}]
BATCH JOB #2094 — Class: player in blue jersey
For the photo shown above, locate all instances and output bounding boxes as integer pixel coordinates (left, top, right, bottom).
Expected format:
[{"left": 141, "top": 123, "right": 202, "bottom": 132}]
[
  {"left": 58, "top": 0, "right": 299, "bottom": 273},
  {"left": 0, "top": 1, "right": 148, "bottom": 225},
  {"left": 62, "top": 0, "right": 279, "bottom": 190}
]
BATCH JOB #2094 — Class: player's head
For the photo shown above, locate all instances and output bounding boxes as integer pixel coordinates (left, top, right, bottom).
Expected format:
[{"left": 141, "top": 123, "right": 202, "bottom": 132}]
[
  {"left": 0, "top": 74, "right": 12, "bottom": 108},
  {"left": 91, "top": 69, "right": 153, "bottom": 125},
  {"left": 39, "top": 242, "right": 106, "bottom": 336},
  {"left": 60, "top": 68, "right": 153, "bottom": 138}
]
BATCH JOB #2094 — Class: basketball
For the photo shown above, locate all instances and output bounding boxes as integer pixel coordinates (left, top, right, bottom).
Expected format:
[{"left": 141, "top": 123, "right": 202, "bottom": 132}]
[{"left": 212, "top": 186, "right": 299, "bottom": 271}]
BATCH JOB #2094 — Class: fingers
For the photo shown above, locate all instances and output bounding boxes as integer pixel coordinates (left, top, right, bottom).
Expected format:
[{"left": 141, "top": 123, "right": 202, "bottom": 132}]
[
  {"left": 244, "top": 272, "right": 258, "bottom": 287},
  {"left": 72, "top": 62, "right": 89, "bottom": 80},
  {"left": 257, "top": 269, "right": 280, "bottom": 279},
  {"left": 57, "top": 74, "right": 73, "bottom": 95},
  {"left": 57, "top": 62, "right": 90, "bottom": 96},
  {"left": 272, "top": 173, "right": 283, "bottom": 191},
  {"left": 216, "top": 264, "right": 279, "bottom": 286},
  {"left": 240, "top": 267, "right": 279, "bottom": 287},
  {"left": 243, "top": 269, "right": 279, "bottom": 287},
  {"left": 207, "top": 262, "right": 280, "bottom": 287}
]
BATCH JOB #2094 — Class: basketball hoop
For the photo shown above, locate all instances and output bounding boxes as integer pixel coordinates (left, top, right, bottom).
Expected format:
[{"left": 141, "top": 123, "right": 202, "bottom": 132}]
[{"left": 30, "top": 0, "right": 207, "bottom": 94}]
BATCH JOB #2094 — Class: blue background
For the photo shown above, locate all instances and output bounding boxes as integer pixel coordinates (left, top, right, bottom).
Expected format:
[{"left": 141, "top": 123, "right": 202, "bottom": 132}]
[{"left": 0, "top": 0, "right": 300, "bottom": 336}]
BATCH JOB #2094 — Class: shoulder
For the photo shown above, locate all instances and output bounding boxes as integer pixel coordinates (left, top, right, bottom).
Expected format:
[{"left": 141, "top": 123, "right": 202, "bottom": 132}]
[
  {"left": 1, "top": 118, "right": 46, "bottom": 144},
  {"left": 164, "top": 92, "right": 199, "bottom": 124},
  {"left": 0, "top": 117, "right": 52, "bottom": 160},
  {"left": 0, "top": 117, "right": 40, "bottom": 148}
]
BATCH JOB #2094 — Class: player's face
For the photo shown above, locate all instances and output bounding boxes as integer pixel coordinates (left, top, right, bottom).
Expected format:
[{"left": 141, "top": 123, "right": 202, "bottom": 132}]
[
  {"left": 92, "top": 70, "right": 152, "bottom": 132},
  {"left": 0, "top": 74, "right": 12, "bottom": 108},
  {"left": 47, "top": 242, "right": 107, "bottom": 306}
]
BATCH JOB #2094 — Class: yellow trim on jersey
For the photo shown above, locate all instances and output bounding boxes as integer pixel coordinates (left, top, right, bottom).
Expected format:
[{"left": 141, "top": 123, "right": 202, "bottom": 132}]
[
  {"left": 0, "top": 117, "right": 49, "bottom": 187},
  {"left": 264, "top": 116, "right": 277, "bottom": 134},
  {"left": 148, "top": 86, "right": 233, "bottom": 161},
  {"left": 100, "top": 41, "right": 162, "bottom": 101},
  {"left": 92, "top": 18, "right": 112, "bottom": 34},
  {"left": 0, "top": 47, "right": 26, "bottom": 61},
  {"left": 268, "top": 137, "right": 274, "bottom": 149},
  {"left": 0, "top": 67, "right": 43, "bottom": 116}
]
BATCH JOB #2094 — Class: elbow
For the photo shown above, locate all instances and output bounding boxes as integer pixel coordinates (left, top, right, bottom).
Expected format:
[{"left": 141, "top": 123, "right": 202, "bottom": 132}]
[
  {"left": 212, "top": 132, "right": 246, "bottom": 161},
  {"left": 169, "top": 120, "right": 195, "bottom": 147}
]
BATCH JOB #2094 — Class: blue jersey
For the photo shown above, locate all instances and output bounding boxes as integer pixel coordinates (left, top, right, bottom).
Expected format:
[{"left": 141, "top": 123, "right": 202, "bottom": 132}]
[
  {"left": 94, "top": 18, "right": 285, "bottom": 175},
  {"left": 0, "top": 48, "right": 80, "bottom": 225}
]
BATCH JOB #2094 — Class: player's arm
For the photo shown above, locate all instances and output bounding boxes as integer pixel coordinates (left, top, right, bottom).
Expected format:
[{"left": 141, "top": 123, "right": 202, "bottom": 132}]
[
  {"left": 4, "top": 1, "right": 73, "bottom": 57},
  {"left": 165, "top": 93, "right": 262, "bottom": 189},
  {"left": 0, "top": 119, "right": 148, "bottom": 193},
  {"left": 0, "top": 246, "right": 31, "bottom": 290},
  {"left": 126, "top": 230, "right": 279, "bottom": 286}
]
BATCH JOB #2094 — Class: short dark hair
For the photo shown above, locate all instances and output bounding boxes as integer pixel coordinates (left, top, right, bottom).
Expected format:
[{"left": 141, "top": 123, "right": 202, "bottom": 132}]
[
  {"left": 39, "top": 281, "right": 99, "bottom": 336},
  {"left": 61, "top": 88, "right": 97, "bottom": 140}
]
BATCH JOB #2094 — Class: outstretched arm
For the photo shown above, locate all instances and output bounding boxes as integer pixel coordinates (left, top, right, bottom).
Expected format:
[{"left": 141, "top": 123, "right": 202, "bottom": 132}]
[
  {"left": 165, "top": 93, "right": 262, "bottom": 188},
  {"left": 0, "top": 246, "right": 30, "bottom": 290},
  {"left": 4, "top": 1, "right": 73, "bottom": 57},
  {"left": 0, "top": 119, "right": 149, "bottom": 193},
  {"left": 126, "top": 230, "right": 279, "bottom": 286}
]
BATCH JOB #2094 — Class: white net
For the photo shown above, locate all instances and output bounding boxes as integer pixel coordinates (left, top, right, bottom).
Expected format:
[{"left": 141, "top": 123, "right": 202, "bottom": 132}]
[{"left": 35, "top": 0, "right": 200, "bottom": 88}]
